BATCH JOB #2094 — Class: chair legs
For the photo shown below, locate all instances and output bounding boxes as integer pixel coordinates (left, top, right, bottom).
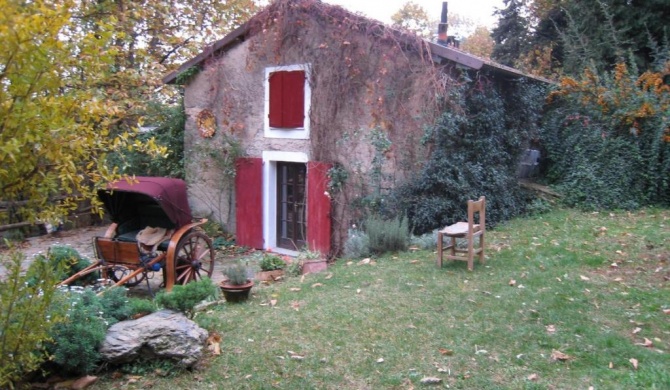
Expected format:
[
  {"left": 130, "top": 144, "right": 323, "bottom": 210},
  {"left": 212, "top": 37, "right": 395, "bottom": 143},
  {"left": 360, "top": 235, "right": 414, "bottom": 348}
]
[{"left": 437, "top": 233, "right": 484, "bottom": 271}]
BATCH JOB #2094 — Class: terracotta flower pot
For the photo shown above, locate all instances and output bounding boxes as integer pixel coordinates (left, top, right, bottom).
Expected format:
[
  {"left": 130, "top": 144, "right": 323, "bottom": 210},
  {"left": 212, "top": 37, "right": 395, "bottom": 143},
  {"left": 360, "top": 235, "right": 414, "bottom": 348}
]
[
  {"left": 219, "top": 280, "right": 254, "bottom": 303},
  {"left": 256, "top": 269, "right": 285, "bottom": 282},
  {"left": 301, "top": 259, "right": 327, "bottom": 274}
]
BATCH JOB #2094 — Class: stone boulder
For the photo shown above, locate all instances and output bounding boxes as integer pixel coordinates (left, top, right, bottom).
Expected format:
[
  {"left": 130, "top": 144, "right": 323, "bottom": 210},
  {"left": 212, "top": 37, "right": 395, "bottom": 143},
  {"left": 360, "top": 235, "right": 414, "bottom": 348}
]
[{"left": 99, "top": 309, "right": 208, "bottom": 367}]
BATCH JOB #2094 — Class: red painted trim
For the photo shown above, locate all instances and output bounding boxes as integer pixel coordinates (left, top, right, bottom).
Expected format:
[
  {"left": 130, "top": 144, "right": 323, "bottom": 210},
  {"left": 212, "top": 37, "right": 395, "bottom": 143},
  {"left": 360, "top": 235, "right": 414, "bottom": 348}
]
[
  {"left": 235, "top": 158, "right": 264, "bottom": 249},
  {"left": 306, "top": 161, "right": 332, "bottom": 255},
  {"left": 268, "top": 70, "right": 305, "bottom": 128}
]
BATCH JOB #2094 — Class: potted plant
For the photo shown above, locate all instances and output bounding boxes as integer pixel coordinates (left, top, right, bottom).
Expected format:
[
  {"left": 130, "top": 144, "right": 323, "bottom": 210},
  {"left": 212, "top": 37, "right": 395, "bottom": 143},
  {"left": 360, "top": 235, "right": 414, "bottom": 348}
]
[
  {"left": 297, "top": 248, "right": 327, "bottom": 274},
  {"left": 220, "top": 263, "right": 253, "bottom": 303},
  {"left": 256, "top": 252, "right": 286, "bottom": 282}
]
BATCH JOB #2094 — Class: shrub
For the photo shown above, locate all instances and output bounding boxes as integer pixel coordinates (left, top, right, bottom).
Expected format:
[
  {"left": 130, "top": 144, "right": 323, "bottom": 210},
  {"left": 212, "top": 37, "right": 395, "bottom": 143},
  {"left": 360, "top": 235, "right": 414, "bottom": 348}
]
[
  {"left": 259, "top": 253, "right": 286, "bottom": 271},
  {"left": 127, "top": 297, "right": 157, "bottom": 317},
  {"left": 47, "top": 289, "right": 108, "bottom": 375},
  {"left": 36, "top": 245, "right": 98, "bottom": 286},
  {"left": 343, "top": 227, "right": 370, "bottom": 259},
  {"left": 155, "top": 278, "right": 217, "bottom": 318},
  {"left": 0, "top": 248, "right": 65, "bottom": 388},
  {"left": 222, "top": 263, "right": 250, "bottom": 286},
  {"left": 542, "top": 63, "right": 670, "bottom": 209},
  {"left": 392, "top": 78, "right": 545, "bottom": 234},
  {"left": 410, "top": 231, "right": 438, "bottom": 250},
  {"left": 365, "top": 214, "right": 410, "bottom": 255}
]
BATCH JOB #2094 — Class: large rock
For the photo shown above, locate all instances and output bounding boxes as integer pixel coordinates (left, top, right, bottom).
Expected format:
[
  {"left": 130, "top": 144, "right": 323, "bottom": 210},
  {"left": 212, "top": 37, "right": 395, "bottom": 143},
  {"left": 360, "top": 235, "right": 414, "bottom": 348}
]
[{"left": 99, "top": 309, "right": 208, "bottom": 367}]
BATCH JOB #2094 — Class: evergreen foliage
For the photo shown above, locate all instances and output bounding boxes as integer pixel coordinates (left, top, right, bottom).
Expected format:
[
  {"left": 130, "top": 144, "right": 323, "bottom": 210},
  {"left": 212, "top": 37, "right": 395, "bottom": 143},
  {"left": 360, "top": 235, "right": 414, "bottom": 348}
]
[
  {"left": 155, "top": 278, "right": 218, "bottom": 318},
  {"left": 393, "top": 77, "right": 547, "bottom": 234},
  {"left": 364, "top": 215, "right": 410, "bottom": 255},
  {"left": 491, "top": 0, "right": 530, "bottom": 67},
  {"left": 35, "top": 245, "right": 97, "bottom": 286},
  {"left": 542, "top": 62, "right": 670, "bottom": 209}
]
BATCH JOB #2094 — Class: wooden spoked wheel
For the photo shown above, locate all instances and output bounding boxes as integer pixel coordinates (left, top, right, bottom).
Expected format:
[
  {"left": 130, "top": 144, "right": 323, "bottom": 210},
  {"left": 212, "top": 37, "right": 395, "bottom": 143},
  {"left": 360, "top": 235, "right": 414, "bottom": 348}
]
[
  {"left": 174, "top": 231, "right": 214, "bottom": 285},
  {"left": 109, "top": 265, "right": 146, "bottom": 287}
]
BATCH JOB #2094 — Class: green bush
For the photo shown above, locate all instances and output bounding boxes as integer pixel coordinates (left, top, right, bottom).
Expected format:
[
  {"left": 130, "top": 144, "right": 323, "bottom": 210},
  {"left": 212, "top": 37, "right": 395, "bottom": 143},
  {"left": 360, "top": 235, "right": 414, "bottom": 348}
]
[
  {"left": 36, "top": 245, "right": 97, "bottom": 286},
  {"left": 0, "top": 248, "right": 65, "bottom": 388},
  {"left": 127, "top": 297, "right": 157, "bottom": 317},
  {"left": 47, "top": 290, "right": 108, "bottom": 375},
  {"left": 343, "top": 227, "right": 370, "bottom": 259},
  {"left": 365, "top": 215, "right": 410, "bottom": 255},
  {"left": 392, "top": 78, "right": 546, "bottom": 234},
  {"left": 259, "top": 253, "right": 286, "bottom": 271},
  {"left": 46, "top": 287, "right": 135, "bottom": 376},
  {"left": 155, "top": 278, "right": 217, "bottom": 318},
  {"left": 541, "top": 63, "right": 670, "bottom": 209}
]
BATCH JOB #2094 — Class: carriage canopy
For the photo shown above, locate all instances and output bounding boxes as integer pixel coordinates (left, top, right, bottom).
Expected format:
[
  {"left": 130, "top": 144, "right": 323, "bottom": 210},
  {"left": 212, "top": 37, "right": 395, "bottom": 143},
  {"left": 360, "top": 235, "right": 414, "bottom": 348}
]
[{"left": 97, "top": 177, "right": 193, "bottom": 229}]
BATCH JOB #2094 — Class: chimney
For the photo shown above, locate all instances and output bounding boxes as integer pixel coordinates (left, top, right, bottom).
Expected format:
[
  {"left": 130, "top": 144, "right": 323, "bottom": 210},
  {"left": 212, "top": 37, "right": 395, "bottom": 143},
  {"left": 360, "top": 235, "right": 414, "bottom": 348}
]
[{"left": 437, "top": 2, "right": 448, "bottom": 45}]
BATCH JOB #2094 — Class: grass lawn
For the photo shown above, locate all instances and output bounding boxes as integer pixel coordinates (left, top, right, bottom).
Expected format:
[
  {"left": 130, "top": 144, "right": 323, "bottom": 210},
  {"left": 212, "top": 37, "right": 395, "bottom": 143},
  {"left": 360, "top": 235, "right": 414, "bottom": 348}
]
[{"left": 93, "top": 208, "right": 669, "bottom": 389}]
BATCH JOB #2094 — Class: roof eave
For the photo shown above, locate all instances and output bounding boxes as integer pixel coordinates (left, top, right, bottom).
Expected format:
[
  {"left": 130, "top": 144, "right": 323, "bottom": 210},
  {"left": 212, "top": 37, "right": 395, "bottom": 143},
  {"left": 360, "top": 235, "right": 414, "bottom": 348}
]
[{"left": 162, "top": 22, "right": 251, "bottom": 85}]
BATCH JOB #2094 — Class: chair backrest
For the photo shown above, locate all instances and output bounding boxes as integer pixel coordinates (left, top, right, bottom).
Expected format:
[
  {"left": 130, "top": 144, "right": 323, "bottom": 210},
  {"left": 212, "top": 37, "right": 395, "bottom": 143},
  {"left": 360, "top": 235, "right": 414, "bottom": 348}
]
[{"left": 467, "top": 196, "right": 486, "bottom": 231}]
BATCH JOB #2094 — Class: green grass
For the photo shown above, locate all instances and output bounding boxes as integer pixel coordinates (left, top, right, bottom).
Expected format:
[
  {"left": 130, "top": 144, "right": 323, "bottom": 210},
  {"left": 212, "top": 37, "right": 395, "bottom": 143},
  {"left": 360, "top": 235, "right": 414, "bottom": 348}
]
[{"left": 93, "top": 208, "right": 669, "bottom": 389}]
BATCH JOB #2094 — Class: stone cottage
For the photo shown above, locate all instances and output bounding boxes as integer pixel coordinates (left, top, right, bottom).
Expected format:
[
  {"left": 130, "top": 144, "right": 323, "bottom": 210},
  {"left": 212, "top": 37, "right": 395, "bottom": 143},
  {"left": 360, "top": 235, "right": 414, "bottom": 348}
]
[{"left": 163, "top": 0, "right": 546, "bottom": 257}]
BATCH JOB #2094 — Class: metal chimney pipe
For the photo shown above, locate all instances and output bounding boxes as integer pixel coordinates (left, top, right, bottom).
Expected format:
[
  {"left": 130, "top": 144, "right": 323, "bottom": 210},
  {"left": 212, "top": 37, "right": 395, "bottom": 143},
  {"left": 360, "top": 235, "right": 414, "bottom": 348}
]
[{"left": 437, "top": 2, "right": 448, "bottom": 45}]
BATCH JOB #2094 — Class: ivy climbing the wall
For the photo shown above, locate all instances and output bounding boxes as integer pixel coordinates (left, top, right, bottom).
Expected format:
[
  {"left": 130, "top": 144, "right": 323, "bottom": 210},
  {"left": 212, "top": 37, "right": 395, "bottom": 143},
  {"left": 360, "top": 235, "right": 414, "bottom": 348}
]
[{"left": 391, "top": 75, "right": 548, "bottom": 234}]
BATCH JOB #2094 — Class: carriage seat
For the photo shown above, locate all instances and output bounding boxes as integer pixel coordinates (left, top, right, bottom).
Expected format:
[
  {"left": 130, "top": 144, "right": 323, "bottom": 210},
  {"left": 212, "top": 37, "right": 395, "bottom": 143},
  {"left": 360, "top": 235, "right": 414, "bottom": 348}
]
[{"left": 113, "top": 204, "right": 175, "bottom": 251}]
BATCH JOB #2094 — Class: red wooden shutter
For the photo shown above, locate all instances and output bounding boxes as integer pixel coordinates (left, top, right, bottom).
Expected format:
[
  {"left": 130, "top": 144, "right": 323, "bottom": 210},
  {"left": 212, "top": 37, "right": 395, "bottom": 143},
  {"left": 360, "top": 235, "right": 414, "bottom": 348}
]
[
  {"left": 268, "top": 72, "right": 284, "bottom": 128},
  {"left": 235, "top": 157, "right": 263, "bottom": 249},
  {"left": 283, "top": 71, "right": 305, "bottom": 128},
  {"left": 268, "top": 70, "right": 305, "bottom": 128},
  {"left": 306, "top": 161, "right": 332, "bottom": 255}
]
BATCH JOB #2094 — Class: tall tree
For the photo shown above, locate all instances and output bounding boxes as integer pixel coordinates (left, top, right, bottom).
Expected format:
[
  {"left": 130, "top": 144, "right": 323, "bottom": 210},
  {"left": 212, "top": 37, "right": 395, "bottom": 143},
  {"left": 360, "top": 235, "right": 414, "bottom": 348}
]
[
  {"left": 461, "top": 26, "right": 495, "bottom": 59},
  {"left": 391, "top": 1, "right": 433, "bottom": 39},
  {"left": 0, "top": 0, "right": 256, "bottom": 222},
  {"left": 491, "top": 0, "right": 530, "bottom": 67}
]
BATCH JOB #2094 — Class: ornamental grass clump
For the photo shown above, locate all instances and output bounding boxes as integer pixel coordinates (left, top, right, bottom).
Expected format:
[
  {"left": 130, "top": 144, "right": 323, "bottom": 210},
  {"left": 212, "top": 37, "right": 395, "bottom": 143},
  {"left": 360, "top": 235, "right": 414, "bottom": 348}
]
[{"left": 365, "top": 214, "right": 410, "bottom": 255}]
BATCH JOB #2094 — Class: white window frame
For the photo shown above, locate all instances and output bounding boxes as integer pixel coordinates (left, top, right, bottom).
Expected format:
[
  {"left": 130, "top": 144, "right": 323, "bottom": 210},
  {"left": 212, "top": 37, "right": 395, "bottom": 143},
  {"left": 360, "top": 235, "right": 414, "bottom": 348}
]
[
  {"left": 262, "top": 150, "right": 309, "bottom": 256},
  {"left": 263, "top": 64, "right": 311, "bottom": 139}
]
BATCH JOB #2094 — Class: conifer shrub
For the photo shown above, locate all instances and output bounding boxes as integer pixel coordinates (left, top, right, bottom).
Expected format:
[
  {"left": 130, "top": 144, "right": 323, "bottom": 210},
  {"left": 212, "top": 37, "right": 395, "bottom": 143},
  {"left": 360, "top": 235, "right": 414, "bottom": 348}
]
[
  {"left": 36, "top": 245, "right": 98, "bottom": 285},
  {"left": 155, "top": 278, "right": 217, "bottom": 318}
]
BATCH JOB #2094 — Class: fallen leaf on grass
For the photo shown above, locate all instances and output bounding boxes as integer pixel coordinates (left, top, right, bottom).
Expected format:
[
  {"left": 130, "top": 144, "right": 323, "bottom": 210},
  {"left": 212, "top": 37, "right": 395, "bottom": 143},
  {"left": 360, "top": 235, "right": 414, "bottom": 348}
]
[
  {"left": 376, "top": 358, "right": 384, "bottom": 363},
  {"left": 527, "top": 373, "right": 539, "bottom": 381},
  {"left": 632, "top": 327, "right": 642, "bottom": 334},
  {"left": 438, "top": 348, "right": 454, "bottom": 356},
  {"left": 419, "top": 377, "right": 442, "bottom": 385},
  {"left": 290, "top": 301, "right": 303, "bottom": 311},
  {"left": 410, "top": 260, "right": 420, "bottom": 264},
  {"left": 289, "top": 287, "right": 301, "bottom": 292},
  {"left": 358, "top": 258, "right": 371, "bottom": 265},
  {"left": 663, "top": 309, "right": 670, "bottom": 315},
  {"left": 629, "top": 358, "right": 638, "bottom": 370},
  {"left": 324, "top": 273, "right": 333, "bottom": 279},
  {"left": 551, "top": 350, "right": 571, "bottom": 361},
  {"left": 509, "top": 279, "right": 516, "bottom": 286},
  {"left": 546, "top": 325, "right": 556, "bottom": 334},
  {"left": 270, "top": 299, "right": 277, "bottom": 307},
  {"left": 609, "top": 362, "right": 614, "bottom": 369},
  {"left": 311, "top": 283, "right": 323, "bottom": 288},
  {"left": 635, "top": 338, "right": 653, "bottom": 348},
  {"left": 580, "top": 275, "right": 590, "bottom": 281}
]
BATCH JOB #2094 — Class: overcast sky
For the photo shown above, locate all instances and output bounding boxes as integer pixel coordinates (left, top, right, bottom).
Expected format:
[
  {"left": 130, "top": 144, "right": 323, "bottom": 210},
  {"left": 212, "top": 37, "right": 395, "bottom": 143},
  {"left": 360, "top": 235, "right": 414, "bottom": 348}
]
[{"left": 322, "top": 0, "right": 504, "bottom": 30}]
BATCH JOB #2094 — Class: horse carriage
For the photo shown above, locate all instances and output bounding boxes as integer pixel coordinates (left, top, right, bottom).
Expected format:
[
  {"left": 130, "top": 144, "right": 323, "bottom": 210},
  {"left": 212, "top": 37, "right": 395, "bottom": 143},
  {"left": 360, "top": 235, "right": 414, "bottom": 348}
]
[{"left": 58, "top": 177, "right": 214, "bottom": 293}]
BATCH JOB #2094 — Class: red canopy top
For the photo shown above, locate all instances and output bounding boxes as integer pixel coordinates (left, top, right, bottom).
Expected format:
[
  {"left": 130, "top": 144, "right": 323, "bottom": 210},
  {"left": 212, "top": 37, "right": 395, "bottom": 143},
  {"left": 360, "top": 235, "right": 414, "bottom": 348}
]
[{"left": 97, "top": 177, "right": 193, "bottom": 228}]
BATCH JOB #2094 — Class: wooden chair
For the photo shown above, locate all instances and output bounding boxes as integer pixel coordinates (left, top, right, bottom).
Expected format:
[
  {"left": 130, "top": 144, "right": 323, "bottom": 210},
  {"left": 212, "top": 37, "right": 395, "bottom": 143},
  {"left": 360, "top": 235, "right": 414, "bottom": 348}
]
[{"left": 437, "top": 196, "right": 486, "bottom": 271}]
